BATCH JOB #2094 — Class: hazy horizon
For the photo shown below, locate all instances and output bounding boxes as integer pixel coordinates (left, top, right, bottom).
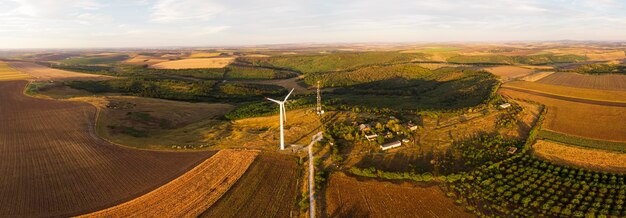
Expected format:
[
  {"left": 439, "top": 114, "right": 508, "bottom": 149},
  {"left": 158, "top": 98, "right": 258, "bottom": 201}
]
[{"left": 1, "top": 0, "right": 625, "bottom": 49}]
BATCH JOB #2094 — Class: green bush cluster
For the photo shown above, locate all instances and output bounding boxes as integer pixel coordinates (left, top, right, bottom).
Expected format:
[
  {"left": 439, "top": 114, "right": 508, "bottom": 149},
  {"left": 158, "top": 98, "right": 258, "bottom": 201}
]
[
  {"left": 447, "top": 54, "right": 586, "bottom": 65},
  {"left": 569, "top": 64, "right": 626, "bottom": 75}
]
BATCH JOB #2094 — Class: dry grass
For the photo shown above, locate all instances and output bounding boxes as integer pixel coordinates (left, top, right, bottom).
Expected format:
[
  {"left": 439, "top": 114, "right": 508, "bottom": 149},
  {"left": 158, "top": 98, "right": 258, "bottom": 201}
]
[
  {"left": 7, "top": 61, "right": 112, "bottom": 81},
  {"left": 80, "top": 149, "right": 259, "bottom": 218},
  {"left": 537, "top": 72, "right": 626, "bottom": 91},
  {"left": 0, "top": 61, "right": 31, "bottom": 81},
  {"left": 214, "top": 109, "right": 323, "bottom": 150},
  {"left": 483, "top": 66, "right": 534, "bottom": 81},
  {"left": 325, "top": 173, "right": 472, "bottom": 217},
  {"left": 519, "top": 71, "right": 555, "bottom": 82},
  {"left": 499, "top": 88, "right": 626, "bottom": 142},
  {"left": 151, "top": 57, "right": 235, "bottom": 69},
  {"left": 74, "top": 96, "right": 235, "bottom": 149},
  {"left": 503, "top": 81, "right": 626, "bottom": 103},
  {"left": 532, "top": 140, "right": 626, "bottom": 174}
]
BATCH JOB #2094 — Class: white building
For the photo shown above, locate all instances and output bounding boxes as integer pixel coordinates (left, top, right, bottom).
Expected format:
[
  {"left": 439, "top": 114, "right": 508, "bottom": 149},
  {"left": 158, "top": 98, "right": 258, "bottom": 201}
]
[
  {"left": 365, "top": 134, "right": 378, "bottom": 141},
  {"left": 380, "top": 141, "right": 402, "bottom": 151},
  {"left": 499, "top": 103, "right": 512, "bottom": 109}
]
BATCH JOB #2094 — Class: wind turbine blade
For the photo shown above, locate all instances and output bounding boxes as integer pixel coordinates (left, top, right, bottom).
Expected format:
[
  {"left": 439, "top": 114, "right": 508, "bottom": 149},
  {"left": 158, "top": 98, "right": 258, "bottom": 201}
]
[
  {"left": 265, "top": 97, "right": 282, "bottom": 104},
  {"left": 283, "top": 88, "right": 295, "bottom": 101}
]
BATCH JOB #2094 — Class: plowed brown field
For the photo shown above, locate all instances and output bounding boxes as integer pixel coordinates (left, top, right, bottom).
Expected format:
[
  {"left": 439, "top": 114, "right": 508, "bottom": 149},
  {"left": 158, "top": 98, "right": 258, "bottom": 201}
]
[
  {"left": 200, "top": 153, "right": 300, "bottom": 218},
  {"left": 537, "top": 72, "right": 626, "bottom": 91},
  {"left": 0, "top": 80, "right": 214, "bottom": 217},
  {"left": 499, "top": 87, "right": 626, "bottom": 142},
  {"left": 81, "top": 149, "right": 258, "bottom": 218},
  {"left": 325, "top": 173, "right": 473, "bottom": 217}
]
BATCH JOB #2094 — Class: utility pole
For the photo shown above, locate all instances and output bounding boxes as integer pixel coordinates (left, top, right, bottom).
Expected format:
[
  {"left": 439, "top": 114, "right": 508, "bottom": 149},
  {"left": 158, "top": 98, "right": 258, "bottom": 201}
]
[{"left": 316, "top": 80, "right": 324, "bottom": 116}]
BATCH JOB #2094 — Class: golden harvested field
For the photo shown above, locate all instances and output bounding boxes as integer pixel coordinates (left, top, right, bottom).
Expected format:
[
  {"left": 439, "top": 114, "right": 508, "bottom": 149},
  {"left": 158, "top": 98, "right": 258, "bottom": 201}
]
[
  {"left": 201, "top": 153, "right": 300, "bottom": 218},
  {"left": 0, "top": 80, "right": 213, "bottom": 217},
  {"left": 532, "top": 140, "right": 626, "bottom": 174},
  {"left": 503, "top": 81, "right": 626, "bottom": 103},
  {"left": 483, "top": 66, "right": 534, "bottom": 81},
  {"left": 417, "top": 63, "right": 466, "bottom": 70},
  {"left": 124, "top": 55, "right": 169, "bottom": 65},
  {"left": 519, "top": 71, "right": 555, "bottom": 82},
  {"left": 586, "top": 51, "right": 626, "bottom": 61},
  {"left": 499, "top": 88, "right": 626, "bottom": 142},
  {"left": 7, "top": 61, "right": 112, "bottom": 81},
  {"left": 81, "top": 149, "right": 258, "bottom": 218},
  {"left": 325, "top": 173, "right": 472, "bottom": 217},
  {"left": 151, "top": 57, "right": 235, "bottom": 69},
  {"left": 0, "top": 61, "right": 31, "bottom": 81},
  {"left": 537, "top": 72, "right": 626, "bottom": 91},
  {"left": 188, "top": 52, "right": 222, "bottom": 58}
]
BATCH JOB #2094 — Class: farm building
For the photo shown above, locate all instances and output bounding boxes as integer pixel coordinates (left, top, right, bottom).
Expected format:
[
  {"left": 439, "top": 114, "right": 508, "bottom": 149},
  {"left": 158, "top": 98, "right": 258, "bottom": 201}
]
[
  {"left": 359, "top": 124, "right": 371, "bottom": 131},
  {"left": 380, "top": 141, "right": 402, "bottom": 151},
  {"left": 499, "top": 103, "right": 512, "bottom": 109},
  {"left": 406, "top": 122, "right": 419, "bottom": 131},
  {"left": 507, "top": 147, "right": 518, "bottom": 154},
  {"left": 365, "top": 134, "right": 378, "bottom": 141}
]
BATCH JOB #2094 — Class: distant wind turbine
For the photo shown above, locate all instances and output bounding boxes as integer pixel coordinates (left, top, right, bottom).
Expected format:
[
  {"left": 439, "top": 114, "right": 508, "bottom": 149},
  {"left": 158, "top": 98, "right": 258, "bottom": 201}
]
[{"left": 265, "top": 88, "right": 295, "bottom": 150}]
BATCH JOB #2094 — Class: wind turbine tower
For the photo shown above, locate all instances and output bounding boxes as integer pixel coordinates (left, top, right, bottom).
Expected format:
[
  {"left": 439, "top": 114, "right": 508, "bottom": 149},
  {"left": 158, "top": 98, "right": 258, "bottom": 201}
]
[
  {"left": 265, "top": 88, "right": 295, "bottom": 150},
  {"left": 316, "top": 81, "right": 324, "bottom": 116}
]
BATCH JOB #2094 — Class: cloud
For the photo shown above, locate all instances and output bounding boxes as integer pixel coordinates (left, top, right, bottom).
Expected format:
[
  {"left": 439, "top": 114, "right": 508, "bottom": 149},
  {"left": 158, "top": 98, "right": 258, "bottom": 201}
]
[{"left": 151, "top": 0, "right": 225, "bottom": 23}]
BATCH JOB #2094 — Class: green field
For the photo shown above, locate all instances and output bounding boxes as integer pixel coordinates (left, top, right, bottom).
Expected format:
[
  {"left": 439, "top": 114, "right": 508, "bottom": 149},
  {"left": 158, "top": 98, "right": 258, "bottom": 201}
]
[
  {"left": 538, "top": 130, "right": 626, "bottom": 153},
  {"left": 60, "top": 55, "right": 130, "bottom": 65},
  {"left": 239, "top": 51, "right": 428, "bottom": 74}
]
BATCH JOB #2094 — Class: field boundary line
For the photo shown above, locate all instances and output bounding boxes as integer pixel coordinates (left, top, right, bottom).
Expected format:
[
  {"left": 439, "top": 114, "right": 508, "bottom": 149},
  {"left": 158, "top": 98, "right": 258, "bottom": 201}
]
[{"left": 501, "top": 86, "right": 626, "bottom": 107}]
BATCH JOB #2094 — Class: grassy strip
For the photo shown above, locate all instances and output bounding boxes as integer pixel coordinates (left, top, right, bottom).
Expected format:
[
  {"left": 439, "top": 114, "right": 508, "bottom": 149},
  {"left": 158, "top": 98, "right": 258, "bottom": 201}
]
[{"left": 538, "top": 130, "right": 626, "bottom": 153}]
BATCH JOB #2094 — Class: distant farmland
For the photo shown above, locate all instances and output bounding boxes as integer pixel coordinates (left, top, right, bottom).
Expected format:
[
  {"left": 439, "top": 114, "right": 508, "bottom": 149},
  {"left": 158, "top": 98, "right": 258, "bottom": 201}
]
[
  {"left": 483, "top": 66, "right": 534, "bottom": 81},
  {"left": 503, "top": 81, "right": 626, "bottom": 103},
  {"left": 151, "top": 57, "right": 235, "bottom": 69},
  {"left": 499, "top": 87, "right": 626, "bottom": 142},
  {"left": 7, "top": 61, "right": 112, "bottom": 81},
  {"left": 0, "top": 61, "right": 31, "bottom": 81},
  {"left": 325, "top": 173, "right": 471, "bottom": 217},
  {"left": 537, "top": 72, "right": 626, "bottom": 91},
  {"left": 0, "top": 80, "right": 213, "bottom": 217}
]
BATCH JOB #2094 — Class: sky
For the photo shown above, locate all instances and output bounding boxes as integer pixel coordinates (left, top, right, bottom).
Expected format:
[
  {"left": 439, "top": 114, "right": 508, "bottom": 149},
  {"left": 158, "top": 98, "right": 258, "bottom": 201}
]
[{"left": 0, "top": 0, "right": 625, "bottom": 48}]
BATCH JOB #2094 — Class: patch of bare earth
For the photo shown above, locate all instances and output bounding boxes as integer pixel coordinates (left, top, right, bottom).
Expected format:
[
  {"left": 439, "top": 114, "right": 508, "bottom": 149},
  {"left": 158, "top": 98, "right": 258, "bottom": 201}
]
[{"left": 325, "top": 173, "right": 473, "bottom": 217}]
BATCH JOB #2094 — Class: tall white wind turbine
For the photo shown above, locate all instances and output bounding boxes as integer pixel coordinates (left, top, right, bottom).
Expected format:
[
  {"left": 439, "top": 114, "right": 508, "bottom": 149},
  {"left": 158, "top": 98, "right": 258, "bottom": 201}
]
[{"left": 265, "top": 88, "right": 295, "bottom": 150}]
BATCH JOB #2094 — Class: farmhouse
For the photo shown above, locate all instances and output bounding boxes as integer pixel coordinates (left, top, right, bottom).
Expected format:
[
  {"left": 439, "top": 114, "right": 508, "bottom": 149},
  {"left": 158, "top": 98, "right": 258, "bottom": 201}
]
[
  {"left": 499, "top": 103, "right": 512, "bottom": 109},
  {"left": 359, "top": 124, "right": 371, "bottom": 131},
  {"left": 380, "top": 141, "right": 402, "bottom": 151},
  {"left": 507, "top": 147, "right": 518, "bottom": 154},
  {"left": 365, "top": 134, "right": 378, "bottom": 141}
]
